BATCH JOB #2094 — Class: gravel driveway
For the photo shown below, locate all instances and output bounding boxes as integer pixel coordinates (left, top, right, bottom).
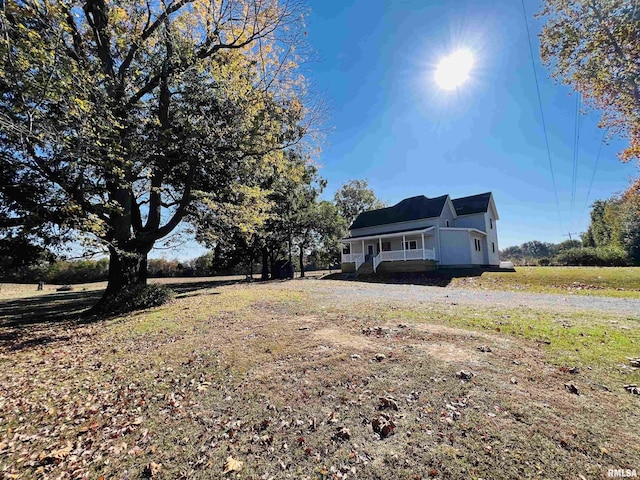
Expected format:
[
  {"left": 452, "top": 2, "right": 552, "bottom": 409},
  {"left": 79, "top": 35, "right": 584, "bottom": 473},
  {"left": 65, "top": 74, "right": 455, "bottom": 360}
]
[{"left": 315, "top": 279, "right": 640, "bottom": 317}]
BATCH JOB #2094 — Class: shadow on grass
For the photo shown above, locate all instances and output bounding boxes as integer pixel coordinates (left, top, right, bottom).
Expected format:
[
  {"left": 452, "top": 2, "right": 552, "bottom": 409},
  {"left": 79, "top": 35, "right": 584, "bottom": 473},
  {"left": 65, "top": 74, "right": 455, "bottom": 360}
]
[
  {"left": 0, "top": 278, "right": 244, "bottom": 352},
  {"left": 165, "top": 279, "right": 242, "bottom": 295},
  {"left": 322, "top": 267, "right": 515, "bottom": 287}
]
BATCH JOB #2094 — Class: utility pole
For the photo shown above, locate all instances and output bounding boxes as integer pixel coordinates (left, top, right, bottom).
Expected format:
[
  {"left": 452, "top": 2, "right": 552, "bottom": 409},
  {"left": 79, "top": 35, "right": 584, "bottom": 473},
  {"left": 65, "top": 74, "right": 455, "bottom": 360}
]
[{"left": 563, "top": 232, "right": 579, "bottom": 245}]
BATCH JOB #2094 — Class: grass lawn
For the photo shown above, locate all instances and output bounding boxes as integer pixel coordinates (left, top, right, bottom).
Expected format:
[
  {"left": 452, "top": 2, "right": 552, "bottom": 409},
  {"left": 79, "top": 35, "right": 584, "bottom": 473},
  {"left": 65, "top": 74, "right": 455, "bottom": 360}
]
[
  {"left": 354, "top": 266, "right": 640, "bottom": 298},
  {"left": 450, "top": 266, "right": 640, "bottom": 298},
  {"left": 1, "top": 278, "right": 639, "bottom": 479}
]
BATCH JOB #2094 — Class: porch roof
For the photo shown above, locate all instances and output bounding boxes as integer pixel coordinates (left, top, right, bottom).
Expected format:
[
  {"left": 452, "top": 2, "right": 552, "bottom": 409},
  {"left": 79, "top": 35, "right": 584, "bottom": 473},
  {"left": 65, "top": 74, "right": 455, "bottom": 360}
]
[{"left": 341, "top": 226, "right": 435, "bottom": 243}]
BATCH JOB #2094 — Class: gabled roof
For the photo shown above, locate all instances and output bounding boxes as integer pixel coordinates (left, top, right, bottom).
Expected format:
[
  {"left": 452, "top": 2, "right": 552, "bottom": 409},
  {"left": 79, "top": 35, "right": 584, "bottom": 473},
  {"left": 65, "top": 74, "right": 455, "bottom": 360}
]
[
  {"left": 451, "top": 192, "right": 492, "bottom": 216},
  {"left": 349, "top": 195, "right": 448, "bottom": 230}
]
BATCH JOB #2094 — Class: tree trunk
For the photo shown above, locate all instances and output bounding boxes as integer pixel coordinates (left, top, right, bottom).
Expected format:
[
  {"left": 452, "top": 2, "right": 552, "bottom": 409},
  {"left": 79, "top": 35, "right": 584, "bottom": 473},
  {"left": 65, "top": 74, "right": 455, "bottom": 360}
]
[
  {"left": 90, "top": 245, "right": 150, "bottom": 314},
  {"left": 298, "top": 244, "right": 305, "bottom": 278},
  {"left": 261, "top": 246, "right": 270, "bottom": 281}
]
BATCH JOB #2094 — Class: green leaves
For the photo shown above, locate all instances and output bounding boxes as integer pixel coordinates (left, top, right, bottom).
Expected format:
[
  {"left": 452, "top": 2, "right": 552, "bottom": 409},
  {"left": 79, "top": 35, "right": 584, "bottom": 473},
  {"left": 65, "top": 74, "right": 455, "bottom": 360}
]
[
  {"left": 538, "top": 0, "right": 640, "bottom": 162},
  {"left": 0, "top": 1, "right": 314, "bottom": 298},
  {"left": 334, "top": 179, "right": 386, "bottom": 227}
]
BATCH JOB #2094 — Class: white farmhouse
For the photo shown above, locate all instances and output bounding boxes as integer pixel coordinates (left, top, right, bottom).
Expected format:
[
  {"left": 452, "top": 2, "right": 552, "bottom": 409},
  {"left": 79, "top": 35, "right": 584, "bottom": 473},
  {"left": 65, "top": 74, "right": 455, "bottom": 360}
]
[{"left": 340, "top": 192, "right": 500, "bottom": 274}]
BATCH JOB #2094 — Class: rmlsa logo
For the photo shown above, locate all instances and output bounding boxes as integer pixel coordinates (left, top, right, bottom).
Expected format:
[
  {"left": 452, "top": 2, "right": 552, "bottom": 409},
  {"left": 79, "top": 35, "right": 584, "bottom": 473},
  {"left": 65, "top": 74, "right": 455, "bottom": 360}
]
[{"left": 608, "top": 469, "right": 638, "bottom": 478}]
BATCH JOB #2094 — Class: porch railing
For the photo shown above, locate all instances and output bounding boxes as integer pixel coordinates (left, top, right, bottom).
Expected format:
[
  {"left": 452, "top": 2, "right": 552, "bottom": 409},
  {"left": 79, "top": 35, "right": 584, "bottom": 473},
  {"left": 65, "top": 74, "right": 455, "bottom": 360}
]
[
  {"left": 423, "top": 248, "right": 436, "bottom": 260},
  {"left": 379, "top": 248, "right": 436, "bottom": 262},
  {"left": 341, "top": 253, "right": 359, "bottom": 263},
  {"left": 343, "top": 248, "right": 436, "bottom": 266},
  {"left": 373, "top": 253, "right": 382, "bottom": 273}
]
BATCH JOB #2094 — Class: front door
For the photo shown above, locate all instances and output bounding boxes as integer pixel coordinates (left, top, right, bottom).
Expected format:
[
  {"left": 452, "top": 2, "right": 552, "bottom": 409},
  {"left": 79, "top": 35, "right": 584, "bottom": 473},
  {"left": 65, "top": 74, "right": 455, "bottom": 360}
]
[{"left": 366, "top": 244, "right": 374, "bottom": 261}]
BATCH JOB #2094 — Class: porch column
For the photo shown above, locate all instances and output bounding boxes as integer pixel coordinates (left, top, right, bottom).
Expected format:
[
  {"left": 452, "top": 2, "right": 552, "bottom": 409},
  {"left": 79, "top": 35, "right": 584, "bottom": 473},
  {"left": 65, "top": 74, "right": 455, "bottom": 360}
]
[
  {"left": 421, "top": 233, "right": 425, "bottom": 260},
  {"left": 361, "top": 240, "right": 365, "bottom": 258},
  {"left": 402, "top": 235, "right": 406, "bottom": 261},
  {"left": 379, "top": 237, "right": 382, "bottom": 255}
]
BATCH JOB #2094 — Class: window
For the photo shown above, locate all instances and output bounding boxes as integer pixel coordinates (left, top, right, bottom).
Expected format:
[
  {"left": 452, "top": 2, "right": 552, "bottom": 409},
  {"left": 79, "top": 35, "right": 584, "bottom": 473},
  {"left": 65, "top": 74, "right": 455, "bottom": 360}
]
[
  {"left": 342, "top": 244, "right": 350, "bottom": 254},
  {"left": 474, "top": 238, "right": 481, "bottom": 251},
  {"left": 492, "top": 242, "right": 495, "bottom": 253},
  {"left": 382, "top": 241, "right": 391, "bottom": 251},
  {"left": 490, "top": 218, "right": 493, "bottom": 229},
  {"left": 446, "top": 220, "right": 450, "bottom": 227},
  {"left": 405, "top": 240, "right": 417, "bottom": 250}
]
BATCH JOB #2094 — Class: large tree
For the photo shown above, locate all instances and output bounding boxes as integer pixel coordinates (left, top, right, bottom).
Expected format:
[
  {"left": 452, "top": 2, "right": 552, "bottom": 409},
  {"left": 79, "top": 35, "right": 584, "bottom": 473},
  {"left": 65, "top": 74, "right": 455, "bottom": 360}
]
[
  {"left": 333, "top": 179, "right": 385, "bottom": 227},
  {"left": 0, "top": 1, "right": 313, "bottom": 309},
  {"left": 538, "top": 0, "right": 640, "bottom": 162}
]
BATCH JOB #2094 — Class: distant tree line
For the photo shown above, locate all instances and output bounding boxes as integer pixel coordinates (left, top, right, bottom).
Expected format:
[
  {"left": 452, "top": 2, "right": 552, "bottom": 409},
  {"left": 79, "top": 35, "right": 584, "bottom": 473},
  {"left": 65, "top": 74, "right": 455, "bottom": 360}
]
[{"left": 500, "top": 239, "right": 584, "bottom": 266}]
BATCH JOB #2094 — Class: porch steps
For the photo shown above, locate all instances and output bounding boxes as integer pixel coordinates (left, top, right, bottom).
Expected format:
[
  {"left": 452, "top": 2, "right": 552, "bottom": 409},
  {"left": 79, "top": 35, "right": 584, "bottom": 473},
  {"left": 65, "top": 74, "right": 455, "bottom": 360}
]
[{"left": 357, "top": 262, "right": 374, "bottom": 275}]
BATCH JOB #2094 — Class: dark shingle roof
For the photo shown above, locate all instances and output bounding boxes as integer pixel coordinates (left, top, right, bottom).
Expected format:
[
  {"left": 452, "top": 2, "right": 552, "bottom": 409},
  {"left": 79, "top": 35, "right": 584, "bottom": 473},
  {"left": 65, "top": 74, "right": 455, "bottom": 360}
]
[
  {"left": 349, "top": 195, "right": 448, "bottom": 230},
  {"left": 451, "top": 192, "right": 492, "bottom": 216}
]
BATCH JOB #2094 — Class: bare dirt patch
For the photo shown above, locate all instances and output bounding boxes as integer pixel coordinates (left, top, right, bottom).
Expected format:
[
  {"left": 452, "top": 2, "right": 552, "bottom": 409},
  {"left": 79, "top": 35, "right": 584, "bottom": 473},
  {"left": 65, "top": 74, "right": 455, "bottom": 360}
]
[{"left": 1, "top": 279, "right": 639, "bottom": 479}]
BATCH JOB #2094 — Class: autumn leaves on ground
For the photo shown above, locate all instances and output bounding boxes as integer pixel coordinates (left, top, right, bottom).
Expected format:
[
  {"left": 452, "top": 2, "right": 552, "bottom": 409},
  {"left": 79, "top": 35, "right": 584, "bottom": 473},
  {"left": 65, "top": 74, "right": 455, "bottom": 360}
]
[{"left": 1, "top": 273, "right": 640, "bottom": 479}]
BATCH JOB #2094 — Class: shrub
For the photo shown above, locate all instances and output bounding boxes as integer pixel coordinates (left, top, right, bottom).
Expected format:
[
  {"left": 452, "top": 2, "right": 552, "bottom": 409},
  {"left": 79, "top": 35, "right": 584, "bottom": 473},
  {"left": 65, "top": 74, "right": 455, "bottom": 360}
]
[
  {"left": 538, "top": 257, "right": 551, "bottom": 266},
  {"left": 100, "top": 284, "right": 174, "bottom": 315},
  {"left": 552, "top": 247, "right": 629, "bottom": 266}
]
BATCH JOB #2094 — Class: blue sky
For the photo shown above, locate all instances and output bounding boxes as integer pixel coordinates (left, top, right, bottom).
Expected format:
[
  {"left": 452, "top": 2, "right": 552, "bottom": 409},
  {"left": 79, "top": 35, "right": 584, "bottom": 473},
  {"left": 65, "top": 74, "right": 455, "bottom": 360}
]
[
  {"left": 303, "top": 0, "right": 638, "bottom": 248},
  {"left": 153, "top": 0, "right": 637, "bottom": 260}
]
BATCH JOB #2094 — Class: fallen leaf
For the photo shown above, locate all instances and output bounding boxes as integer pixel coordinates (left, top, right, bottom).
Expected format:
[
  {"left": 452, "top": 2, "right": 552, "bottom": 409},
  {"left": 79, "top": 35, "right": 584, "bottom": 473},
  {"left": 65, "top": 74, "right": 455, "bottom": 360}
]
[
  {"left": 144, "top": 462, "right": 162, "bottom": 477},
  {"left": 51, "top": 444, "right": 72, "bottom": 459},
  {"left": 223, "top": 456, "right": 244, "bottom": 474}
]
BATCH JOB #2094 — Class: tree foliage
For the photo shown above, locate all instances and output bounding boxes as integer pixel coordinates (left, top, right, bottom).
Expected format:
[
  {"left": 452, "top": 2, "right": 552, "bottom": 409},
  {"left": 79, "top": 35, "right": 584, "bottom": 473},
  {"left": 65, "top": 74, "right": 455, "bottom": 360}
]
[
  {"left": 0, "top": 0, "right": 314, "bottom": 309},
  {"left": 333, "top": 179, "right": 386, "bottom": 227},
  {"left": 538, "top": 0, "right": 640, "bottom": 162},
  {"left": 583, "top": 178, "right": 640, "bottom": 263}
]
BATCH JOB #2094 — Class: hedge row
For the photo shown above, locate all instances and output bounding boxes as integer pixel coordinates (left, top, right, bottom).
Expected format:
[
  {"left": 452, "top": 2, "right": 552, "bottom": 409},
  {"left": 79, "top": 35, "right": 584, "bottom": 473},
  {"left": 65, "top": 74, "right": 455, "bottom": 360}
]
[{"left": 539, "top": 247, "right": 630, "bottom": 267}]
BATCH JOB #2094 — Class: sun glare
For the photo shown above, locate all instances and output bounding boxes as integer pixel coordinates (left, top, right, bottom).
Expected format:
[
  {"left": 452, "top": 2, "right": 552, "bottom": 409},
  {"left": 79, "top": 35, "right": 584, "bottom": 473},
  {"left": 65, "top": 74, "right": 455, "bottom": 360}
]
[{"left": 434, "top": 49, "right": 474, "bottom": 91}]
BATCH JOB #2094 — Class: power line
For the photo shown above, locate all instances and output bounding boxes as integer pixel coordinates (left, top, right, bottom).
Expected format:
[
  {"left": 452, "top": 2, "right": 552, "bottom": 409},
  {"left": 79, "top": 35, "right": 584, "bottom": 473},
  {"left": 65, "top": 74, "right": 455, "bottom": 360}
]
[
  {"left": 570, "top": 93, "right": 581, "bottom": 232},
  {"left": 521, "top": 0, "right": 564, "bottom": 234},
  {"left": 581, "top": 128, "right": 607, "bottom": 220}
]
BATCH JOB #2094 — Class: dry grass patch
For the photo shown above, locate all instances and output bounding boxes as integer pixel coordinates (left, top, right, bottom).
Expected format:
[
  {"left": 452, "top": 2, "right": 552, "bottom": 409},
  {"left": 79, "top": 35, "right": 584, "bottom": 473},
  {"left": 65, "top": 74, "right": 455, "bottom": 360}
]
[{"left": 1, "top": 279, "right": 639, "bottom": 479}]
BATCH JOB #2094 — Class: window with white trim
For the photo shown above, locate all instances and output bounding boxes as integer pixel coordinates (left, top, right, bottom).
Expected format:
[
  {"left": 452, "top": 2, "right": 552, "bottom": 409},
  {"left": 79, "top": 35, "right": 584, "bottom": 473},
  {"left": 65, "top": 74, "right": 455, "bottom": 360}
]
[
  {"left": 490, "top": 218, "right": 493, "bottom": 229},
  {"left": 474, "top": 238, "right": 481, "bottom": 251},
  {"left": 492, "top": 242, "right": 495, "bottom": 253},
  {"left": 446, "top": 220, "right": 450, "bottom": 227},
  {"left": 405, "top": 240, "right": 417, "bottom": 250},
  {"left": 382, "top": 241, "right": 391, "bottom": 251}
]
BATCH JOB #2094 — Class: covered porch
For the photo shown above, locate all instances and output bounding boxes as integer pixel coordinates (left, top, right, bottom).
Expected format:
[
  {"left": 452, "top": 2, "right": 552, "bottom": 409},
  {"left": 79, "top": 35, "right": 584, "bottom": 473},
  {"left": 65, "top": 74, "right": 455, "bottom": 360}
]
[{"left": 341, "top": 227, "right": 437, "bottom": 273}]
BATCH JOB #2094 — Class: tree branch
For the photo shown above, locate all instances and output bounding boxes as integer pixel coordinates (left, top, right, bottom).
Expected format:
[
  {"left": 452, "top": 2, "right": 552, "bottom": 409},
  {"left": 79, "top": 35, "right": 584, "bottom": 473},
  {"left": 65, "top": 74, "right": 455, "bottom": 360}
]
[
  {"left": 83, "top": 0, "right": 115, "bottom": 77},
  {"left": 149, "top": 163, "right": 195, "bottom": 241},
  {"left": 118, "top": 0, "right": 193, "bottom": 80},
  {"left": 589, "top": 1, "right": 640, "bottom": 106}
]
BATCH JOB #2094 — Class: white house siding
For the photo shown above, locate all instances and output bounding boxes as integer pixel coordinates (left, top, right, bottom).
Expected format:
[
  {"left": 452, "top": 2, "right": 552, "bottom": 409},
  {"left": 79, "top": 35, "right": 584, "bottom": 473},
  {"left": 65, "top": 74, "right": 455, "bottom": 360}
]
[
  {"left": 452, "top": 213, "right": 485, "bottom": 230},
  {"left": 349, "top": 217, "right": 438, "bottom": 238},
  {"left": 470, "top": 233, "right": 485, "bottom": 264},
  {"left": 454, "top": 212, "right": 500, "bottom": 265},
  {"left": 439, "top": 200, "right": 456, "bottom": 227},
  {"left": 439, "top": 230, "right": 471, "bottom": 266},
  {"left": 485, "top": 207, "right": 500, "bottom": 266}
]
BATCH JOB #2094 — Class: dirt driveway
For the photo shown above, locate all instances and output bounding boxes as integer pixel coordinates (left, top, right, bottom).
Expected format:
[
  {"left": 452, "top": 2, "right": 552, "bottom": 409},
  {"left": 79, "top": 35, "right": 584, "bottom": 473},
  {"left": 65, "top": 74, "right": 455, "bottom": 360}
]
[{"left": 317, "top": 278, "right": 640, "bottom": 317}]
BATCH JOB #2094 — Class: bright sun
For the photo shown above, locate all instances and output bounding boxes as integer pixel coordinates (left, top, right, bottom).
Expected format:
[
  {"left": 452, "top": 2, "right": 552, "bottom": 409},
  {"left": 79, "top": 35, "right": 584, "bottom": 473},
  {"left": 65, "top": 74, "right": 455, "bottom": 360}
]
[{"left": 434, "top": 49, "right": 474, "bottom": 91}]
